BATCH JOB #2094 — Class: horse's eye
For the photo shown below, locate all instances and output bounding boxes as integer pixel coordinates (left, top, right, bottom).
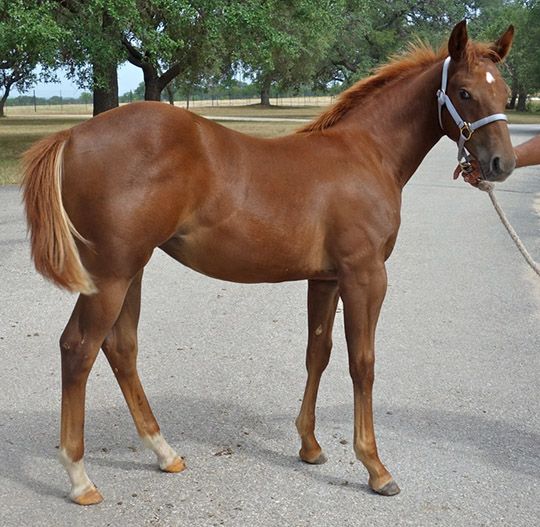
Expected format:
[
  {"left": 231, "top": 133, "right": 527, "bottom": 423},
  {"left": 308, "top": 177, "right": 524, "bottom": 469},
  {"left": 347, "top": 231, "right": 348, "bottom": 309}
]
[{"left": 459, "top": 89, "right": 471, "bottom": 100}]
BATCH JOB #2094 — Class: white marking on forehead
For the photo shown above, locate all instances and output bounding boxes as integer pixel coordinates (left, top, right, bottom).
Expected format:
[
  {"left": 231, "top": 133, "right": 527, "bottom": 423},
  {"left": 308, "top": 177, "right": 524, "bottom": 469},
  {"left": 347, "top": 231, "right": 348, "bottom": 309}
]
[{"left": 486, "top": 71, "right": 495, "bottom": 84}]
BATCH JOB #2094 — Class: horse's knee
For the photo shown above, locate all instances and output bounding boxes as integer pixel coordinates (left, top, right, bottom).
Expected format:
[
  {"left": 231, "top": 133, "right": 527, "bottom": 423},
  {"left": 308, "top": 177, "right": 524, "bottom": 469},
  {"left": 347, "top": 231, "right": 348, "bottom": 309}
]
[
  {"left": 349, "top": 356, "right": 375, "bottom": 387},
  {"left": 306, "top": 348, "right": 331, "bottom": 377}
]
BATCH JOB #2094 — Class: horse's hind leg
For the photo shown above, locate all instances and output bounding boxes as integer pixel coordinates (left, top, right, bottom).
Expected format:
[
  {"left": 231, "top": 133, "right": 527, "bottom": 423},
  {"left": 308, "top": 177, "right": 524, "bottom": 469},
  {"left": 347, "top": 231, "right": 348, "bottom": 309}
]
[
  {"left": 59, "top": 278, "right": 133, "bottom": 505},
  {"left": 101, "top": 271, "right": 184, "bottom": 473},
  {"left": 296, "top": 279, "right": 339, "bottom": 464}
]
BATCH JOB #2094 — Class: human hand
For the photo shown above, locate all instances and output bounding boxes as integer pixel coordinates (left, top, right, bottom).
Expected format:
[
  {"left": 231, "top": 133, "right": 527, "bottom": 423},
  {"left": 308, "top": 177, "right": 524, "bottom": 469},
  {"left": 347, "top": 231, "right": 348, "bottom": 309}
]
[{"left": 453, "top": 159, "right": 482, "bottom": 187}]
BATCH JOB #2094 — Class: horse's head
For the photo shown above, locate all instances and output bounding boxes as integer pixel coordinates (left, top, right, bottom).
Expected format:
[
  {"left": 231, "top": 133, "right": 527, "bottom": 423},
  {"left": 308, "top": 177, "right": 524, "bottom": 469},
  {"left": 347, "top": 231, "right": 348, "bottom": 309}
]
[{"left": 440, "top": 21, "right": 515, "bottom": 182}]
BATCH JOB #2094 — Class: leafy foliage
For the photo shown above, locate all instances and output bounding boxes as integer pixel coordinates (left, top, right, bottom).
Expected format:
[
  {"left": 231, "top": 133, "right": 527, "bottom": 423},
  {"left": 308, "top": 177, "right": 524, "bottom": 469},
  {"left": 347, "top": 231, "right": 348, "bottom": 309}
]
[
  {"left": 53, "top": 0, "right": 132, "bottom": 89},
  {"left": 0, "top": 0, "right": 62, "bottom": 115},
  {"left": 226, "top": 0, "right": 344, "bottom": 103},
  {"left": 319, "top": 0, "right": 489, "bottom": 86},
  {"left": 4, "top": 0, "right": 540, "bottom": 112},
  {"left": 473, "top": 0, "right": 540, "bottom": 109},
  {"left": 123, "top": 0, "right": 228, "bottom": 100}
]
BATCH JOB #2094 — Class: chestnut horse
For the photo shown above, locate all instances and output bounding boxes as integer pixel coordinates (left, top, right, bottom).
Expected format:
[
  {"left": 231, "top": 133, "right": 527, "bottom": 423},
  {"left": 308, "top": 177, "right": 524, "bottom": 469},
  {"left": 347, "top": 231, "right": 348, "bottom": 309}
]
[{"left": 22, "top": 21, "right": 515, "bottom": 505}]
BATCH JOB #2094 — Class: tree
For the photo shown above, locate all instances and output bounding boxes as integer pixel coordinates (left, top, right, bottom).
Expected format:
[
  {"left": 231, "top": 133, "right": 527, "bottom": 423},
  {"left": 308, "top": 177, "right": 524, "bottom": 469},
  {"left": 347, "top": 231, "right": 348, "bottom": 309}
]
[
  {"left": 0, "top": 0, "right": 62, "bottom": 117},
  {"left": 79, "top": 92, "right": 92, "bottom": 105},
  {"left": 54, "top": 0, "right": 133, "bottom": 115},
  {"left": 318, "top": 0, "right": 486, "bottom": 87},
  {"left": 473, "top": 0, "right": 540, "bottom": 111},
  {"left": 231, "top": 0, "right": 344, "bottom": 106},
  {"left": 122, "top": 1, "right": 227, "bottom": 102}
]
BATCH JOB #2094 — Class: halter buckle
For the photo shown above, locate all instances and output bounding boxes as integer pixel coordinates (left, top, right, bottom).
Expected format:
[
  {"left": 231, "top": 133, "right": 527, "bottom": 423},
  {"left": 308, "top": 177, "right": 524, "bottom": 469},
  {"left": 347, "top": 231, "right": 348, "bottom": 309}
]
[
  {"left": 460, "top": 122, "right": 474, "bottom": 141},
  {"left": 459, "top": 159, "right": 474, "bottom": 173}
]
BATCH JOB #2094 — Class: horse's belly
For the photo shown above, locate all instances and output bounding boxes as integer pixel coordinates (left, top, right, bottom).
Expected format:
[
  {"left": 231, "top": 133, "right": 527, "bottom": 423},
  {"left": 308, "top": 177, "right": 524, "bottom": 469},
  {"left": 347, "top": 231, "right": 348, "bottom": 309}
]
[{"left": 160, "top": 229, "right": 335, "bottom": 284}]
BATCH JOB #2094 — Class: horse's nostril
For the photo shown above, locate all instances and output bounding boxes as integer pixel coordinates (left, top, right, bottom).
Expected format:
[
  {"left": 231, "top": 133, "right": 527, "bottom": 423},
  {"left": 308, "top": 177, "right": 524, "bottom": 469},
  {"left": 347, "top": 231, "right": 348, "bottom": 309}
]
[{"left": 492, "top": 156, "right": 501, "bottom": 174}]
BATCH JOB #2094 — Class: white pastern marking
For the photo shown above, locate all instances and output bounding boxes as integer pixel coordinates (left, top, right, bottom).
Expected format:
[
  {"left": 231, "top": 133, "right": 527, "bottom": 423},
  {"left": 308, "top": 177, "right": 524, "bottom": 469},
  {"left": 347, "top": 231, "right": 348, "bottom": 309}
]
[
  {"left": 59, "top": 448, "right": 94, "bottom": 499},
  {"left": 486, "top": 71, "right": 495, "bottom": 84},
  {"left": 142, "top": 432, "right": 179, "bottom": 469}
]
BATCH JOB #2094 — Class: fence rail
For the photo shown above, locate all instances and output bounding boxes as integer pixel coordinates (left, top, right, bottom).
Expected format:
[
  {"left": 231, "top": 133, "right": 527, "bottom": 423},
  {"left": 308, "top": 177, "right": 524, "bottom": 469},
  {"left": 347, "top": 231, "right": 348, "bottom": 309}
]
[{"left": 6, "top": 95, "right": 335, "bottom": 116}]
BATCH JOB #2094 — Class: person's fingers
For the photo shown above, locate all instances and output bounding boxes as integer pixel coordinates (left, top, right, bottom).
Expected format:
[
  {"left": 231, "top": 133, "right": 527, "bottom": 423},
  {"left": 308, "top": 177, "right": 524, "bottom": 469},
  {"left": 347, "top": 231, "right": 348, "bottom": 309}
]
[{"left": 463, "top": 173, "right": 480, "bottom": 187}]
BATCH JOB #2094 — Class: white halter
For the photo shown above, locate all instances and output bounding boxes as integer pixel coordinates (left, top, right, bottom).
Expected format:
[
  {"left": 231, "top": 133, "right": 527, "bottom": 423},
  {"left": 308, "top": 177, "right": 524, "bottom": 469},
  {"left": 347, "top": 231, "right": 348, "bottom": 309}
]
[{"left": 437, "top": 56, "right": 507, "bottom": 170}]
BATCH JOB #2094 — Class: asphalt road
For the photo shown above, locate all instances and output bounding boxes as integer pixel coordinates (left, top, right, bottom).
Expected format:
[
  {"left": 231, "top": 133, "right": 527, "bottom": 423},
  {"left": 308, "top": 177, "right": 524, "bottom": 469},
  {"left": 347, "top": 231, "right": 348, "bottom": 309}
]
[{"left": 1, "top": 126, "right": 539, "bottom": 526}]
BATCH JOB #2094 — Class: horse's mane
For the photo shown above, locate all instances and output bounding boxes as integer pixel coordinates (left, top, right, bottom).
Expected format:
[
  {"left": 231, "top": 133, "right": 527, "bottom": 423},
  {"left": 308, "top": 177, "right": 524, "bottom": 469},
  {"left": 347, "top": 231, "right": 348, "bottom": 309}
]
[{"left": 298, "top": 40, "right": 497, "bottom": 133}]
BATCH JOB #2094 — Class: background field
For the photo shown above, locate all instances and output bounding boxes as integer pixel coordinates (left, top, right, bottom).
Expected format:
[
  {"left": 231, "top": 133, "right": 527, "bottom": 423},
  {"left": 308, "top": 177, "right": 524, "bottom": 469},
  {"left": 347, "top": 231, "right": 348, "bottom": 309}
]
[{"left": 2, "top": 103, "right": 540, "bottom": 186}]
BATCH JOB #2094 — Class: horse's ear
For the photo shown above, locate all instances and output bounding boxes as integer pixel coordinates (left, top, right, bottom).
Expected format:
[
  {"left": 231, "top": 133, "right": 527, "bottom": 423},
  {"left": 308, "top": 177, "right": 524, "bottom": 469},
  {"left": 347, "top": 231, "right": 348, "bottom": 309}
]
[
  {"left": 490, "top": 25, "right": 514, "bottom": 62},
  {"left": 448, "top": 20, "right": 468, "bottom": 61}
]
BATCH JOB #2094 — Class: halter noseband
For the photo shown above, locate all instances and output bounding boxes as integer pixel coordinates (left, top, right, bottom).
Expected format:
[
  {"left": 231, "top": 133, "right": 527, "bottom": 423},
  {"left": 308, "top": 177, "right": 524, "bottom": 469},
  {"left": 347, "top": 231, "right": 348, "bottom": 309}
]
[{"left": 437, "top": 56, "right": 507, "bottom": 172}]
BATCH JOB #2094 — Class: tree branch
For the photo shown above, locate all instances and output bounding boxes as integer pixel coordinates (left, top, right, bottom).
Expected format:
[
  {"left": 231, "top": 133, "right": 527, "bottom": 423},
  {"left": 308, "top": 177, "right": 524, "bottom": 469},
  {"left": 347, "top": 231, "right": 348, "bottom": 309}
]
[
  {"left": 158, "top": 62, "right": 184, "bottom": 89},
  {"left": 122, "top": 36, "right": 144, "bottom": 68},
  {"left": 334, "top": 48, "right": 358, "bottom": 73}
]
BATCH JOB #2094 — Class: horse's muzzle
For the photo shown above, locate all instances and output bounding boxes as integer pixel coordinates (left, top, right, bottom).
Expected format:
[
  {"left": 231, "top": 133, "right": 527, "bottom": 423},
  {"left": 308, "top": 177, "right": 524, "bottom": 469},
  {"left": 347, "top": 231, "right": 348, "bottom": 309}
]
[{"left": 481, "top": 155, "right": 516, "bottom": 182}]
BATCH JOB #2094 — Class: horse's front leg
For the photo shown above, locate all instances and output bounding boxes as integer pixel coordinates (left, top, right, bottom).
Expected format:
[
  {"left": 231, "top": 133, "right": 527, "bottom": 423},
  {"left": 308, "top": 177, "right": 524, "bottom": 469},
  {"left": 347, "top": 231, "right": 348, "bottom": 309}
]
[
  {"left": 339, "top": 264, "right": 400, "bottom": 496},
  {"left": 296, "top": 279, "right": 340, "bottom": 464}
]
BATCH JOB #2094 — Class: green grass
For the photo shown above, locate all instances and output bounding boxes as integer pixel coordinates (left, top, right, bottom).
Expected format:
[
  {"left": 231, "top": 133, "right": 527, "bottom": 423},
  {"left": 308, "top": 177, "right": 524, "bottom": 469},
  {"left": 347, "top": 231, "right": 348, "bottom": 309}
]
[
  {"left": 0, "top": 117, "right": 88, "bottom": 185},
  {"left": 505, "top": 109, "right": 540, "bottom": 124},
  {"left": 3, "top": 103, "right": 540, "bottom": 186},
  {"left": 4, "top": 103, "right": 93, "bottom": 116}
]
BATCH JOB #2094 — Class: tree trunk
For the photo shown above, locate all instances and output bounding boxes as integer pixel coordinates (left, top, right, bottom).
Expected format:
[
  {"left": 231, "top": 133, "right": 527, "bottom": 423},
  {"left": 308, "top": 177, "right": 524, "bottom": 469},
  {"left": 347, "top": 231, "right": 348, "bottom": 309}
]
[
  {"left": 0, "top": 86, "right": 10, "bottom": 118},
  {"left": 165, "top": 84, "right": 175, "bottom": 105},
  {"left": 123, "top": 36, "right": 183, "bottom": 105},
  {"left": 507, "top": 91, "right": 517, "bottom": 110},
  {"left": 144, "top": 81, "right": 162, "bottom": 101},
  {"left": 259, "top": 74, "right": 273, "bottom": 106},
  {"left": 143, "top": 65, "right": 162, "bottom": 101},
  {"left": 93, "top": 11, "right": 119, "bottom": 116},
  {"left": 516, "top": 91, "right": 528, "bottom": 112},
  {"left": 260, "top": 90, "right": 271, "bottom": 106},
  {"left": 92, "top": 60, "right": 118, "bottom": 116}
]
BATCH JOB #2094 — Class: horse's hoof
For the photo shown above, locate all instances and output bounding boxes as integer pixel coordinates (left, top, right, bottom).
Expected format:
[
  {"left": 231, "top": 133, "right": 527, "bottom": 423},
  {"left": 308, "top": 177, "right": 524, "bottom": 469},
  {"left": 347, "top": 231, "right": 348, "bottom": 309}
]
[
  {"left": 162, "top": 456, "right": 186, "bottom": 473},
  {"left": 372, "top": 479, "right": 401, "bottom": 496},
  {"left": 72, "top": 486, "right": 103, "bottom": 506},
  {"left": 300, "top": 451, "right": 328, "bottom": 465}
]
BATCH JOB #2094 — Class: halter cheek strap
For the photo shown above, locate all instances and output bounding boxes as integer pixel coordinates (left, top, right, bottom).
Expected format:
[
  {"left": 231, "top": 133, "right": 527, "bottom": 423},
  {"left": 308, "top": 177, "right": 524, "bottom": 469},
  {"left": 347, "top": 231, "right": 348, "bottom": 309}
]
[{"left": 437, "top": 56, "right": 507, "bottom": 171}]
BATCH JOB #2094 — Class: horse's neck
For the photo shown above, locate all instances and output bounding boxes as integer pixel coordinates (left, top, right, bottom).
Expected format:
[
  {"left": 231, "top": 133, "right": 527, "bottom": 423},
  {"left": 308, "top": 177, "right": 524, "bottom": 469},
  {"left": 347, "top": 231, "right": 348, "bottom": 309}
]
[{"left": 344, "top": 61, "right": 445, "bottom": 189}]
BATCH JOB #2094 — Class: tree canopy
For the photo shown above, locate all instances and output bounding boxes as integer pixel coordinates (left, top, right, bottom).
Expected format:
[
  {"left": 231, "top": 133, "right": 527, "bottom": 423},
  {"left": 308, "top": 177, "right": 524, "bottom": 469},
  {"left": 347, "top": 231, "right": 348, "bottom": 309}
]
[
  {"left": 0, "top": 0, "right": 62, "bottom": 116},
  {"left": 122, "top": 0, "right": 229, "bottom": 101},
  {"left": 3, "top": 0, "right": 540, "bottom": 114}
]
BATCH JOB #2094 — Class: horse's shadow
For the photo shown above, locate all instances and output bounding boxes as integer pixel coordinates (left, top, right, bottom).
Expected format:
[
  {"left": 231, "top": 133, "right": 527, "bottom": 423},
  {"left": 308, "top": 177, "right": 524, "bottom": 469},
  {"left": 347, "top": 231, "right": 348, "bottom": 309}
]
[{"left": 1, "top": 390, "right": 539, "bottom": 501}]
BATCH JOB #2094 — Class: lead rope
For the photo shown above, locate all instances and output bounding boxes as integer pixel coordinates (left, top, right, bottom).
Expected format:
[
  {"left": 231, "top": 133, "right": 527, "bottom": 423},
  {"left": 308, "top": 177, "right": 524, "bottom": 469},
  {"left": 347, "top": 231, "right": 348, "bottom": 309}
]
[{"left": 477, "top": 180, "right": 540, "bottom": 277}]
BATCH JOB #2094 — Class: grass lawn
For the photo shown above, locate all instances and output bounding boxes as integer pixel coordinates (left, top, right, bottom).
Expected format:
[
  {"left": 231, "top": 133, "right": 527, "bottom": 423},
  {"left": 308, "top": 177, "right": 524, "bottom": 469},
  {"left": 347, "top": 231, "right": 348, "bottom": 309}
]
[
  {"left": 0, "top": 117, "right": 88, "bottom": 185},
  {"left": 505, "top": 109, "right": 540, "bottom": 124},
  {"left": 2, "top": 103, "right": 540, "bottom": 186}
]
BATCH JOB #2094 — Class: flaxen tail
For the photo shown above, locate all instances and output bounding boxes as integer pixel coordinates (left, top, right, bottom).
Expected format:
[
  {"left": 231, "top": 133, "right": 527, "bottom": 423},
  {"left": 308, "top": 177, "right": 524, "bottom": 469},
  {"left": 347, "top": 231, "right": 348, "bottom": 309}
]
[{"left": 21, "top": 130, "right": 97, "bottom": 295}]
